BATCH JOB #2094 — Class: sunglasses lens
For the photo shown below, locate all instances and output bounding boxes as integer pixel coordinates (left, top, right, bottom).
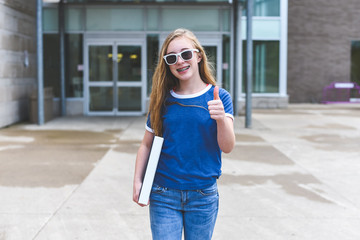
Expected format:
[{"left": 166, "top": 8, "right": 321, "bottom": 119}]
[
  {"left": 165, "top": 55, "right": 177, "bottom": 64},
  {"left": 181, "top": 50, "right": 193, "bottom": 61},
  {"left": 164, "top": 50, "right": 197, "bottom": 65}
]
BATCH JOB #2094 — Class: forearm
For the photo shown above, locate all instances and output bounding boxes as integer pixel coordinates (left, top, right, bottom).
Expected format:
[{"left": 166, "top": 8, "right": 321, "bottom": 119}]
[
  {"left": 133, "top": 144, "right": 151, "bottom": 184},
  {"left": 133, "top": 131, "right": 154, "bottom": 206},
  {"left": 216, "top": 117, "right": 235, "bottom": 153}
]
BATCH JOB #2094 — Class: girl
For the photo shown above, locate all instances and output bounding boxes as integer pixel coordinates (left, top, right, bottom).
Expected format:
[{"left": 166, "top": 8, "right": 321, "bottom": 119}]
[{"left": 133, "top": 28, "right": 235, "bottom": 240}]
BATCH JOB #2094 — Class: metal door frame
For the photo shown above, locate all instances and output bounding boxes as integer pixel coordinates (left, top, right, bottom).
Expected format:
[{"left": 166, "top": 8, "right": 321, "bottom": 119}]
[{"left": 84, "top": 33, "right": 146, "bottom": 116}]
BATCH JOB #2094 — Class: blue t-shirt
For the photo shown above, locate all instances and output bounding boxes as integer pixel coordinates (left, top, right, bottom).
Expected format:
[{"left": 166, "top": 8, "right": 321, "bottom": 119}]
[{"left": 146, "top": 85, "right": 234, "bottom": 190}]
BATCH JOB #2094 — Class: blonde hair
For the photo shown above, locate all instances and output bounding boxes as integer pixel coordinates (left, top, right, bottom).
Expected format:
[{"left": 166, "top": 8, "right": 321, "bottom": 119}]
[{"left": 149, "top": 28, "right": 216, "bottom": 136}]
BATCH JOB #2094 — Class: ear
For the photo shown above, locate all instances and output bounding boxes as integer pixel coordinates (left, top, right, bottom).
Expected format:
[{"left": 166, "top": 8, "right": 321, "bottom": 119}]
[{"left": 197, "top": 52, "right": 202, "bottom": 63}]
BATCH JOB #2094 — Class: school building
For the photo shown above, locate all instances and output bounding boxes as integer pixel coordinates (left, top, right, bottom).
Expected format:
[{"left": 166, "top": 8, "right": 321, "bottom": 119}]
[{"left": 1, "top": 0, "right": 359, "bottom": 128}]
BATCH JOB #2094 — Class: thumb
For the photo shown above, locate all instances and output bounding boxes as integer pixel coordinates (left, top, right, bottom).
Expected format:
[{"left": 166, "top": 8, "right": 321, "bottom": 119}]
[{"left": 214, "top": 86, "right": 220, "bottom": 100}]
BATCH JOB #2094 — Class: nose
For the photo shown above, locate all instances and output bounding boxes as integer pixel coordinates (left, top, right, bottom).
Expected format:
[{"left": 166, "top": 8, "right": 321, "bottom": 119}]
[{"left": 176, "top": 53, "right": 185, "bottom": 64}]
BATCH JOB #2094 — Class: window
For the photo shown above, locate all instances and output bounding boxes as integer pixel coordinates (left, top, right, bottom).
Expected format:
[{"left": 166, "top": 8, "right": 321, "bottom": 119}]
[
  {"left": 243, "top": 0, "right": 280, "bottom": 17},
  {"left": 43, "top": 34, "right": 83, "bottom": 98},
  {"left": 65, "top": 8, "right": 84, "bottom": 31},
  {"left": 147, "top": 35, "right": 159, "bottom": 96},
  {"left": 43, "top": 34, "right": 60, "bottom": 97},
  {"left": 222, "top": 35, "right": 231, "bottom": 92},
  {"left": 43, "top": 8, "right": 58, "bottom": 31},
  {"left": 65, "top": 34, "right": 83, "bottom": 98},
  {"left": 64, "top": 0, "right": 229, "bottom": 3},
  {"left": 86, "top": 8, "right": 144, "bottom": 31},
  {"left": 351, "top": 41, "right": 360, "bottom": 85},
  {"left": 147, "top": 8, "right": 159, "bottom": 31},
  {"left": 242, "top": 41, "right": 280, "bottom": 93},
  {"left": 162, "top": 9, "right": 220, "bottom": 31}
]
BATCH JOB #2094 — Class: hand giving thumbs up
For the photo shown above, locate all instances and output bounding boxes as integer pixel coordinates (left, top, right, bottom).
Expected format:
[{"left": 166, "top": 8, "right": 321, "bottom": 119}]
[{"left": 208, "top": 86, "right": 225, "bottom": 121}]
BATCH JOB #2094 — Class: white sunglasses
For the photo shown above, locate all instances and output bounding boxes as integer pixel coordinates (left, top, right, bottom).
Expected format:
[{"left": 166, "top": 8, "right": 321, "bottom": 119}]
[{"left": 163, "top": 49, "right": 199, "bottom": 65}]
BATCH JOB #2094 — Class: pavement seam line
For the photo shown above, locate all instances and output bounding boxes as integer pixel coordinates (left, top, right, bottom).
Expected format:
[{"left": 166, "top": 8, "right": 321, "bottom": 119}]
[
  {"left": 31, "top": 184, "right": 82, "bottom": 240},
  {"left": 31, "top": 148, "right": 113, "bottom": 240}
]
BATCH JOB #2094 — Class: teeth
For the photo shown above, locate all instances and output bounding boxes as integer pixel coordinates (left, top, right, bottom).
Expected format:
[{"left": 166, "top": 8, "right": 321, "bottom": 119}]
[{"left": 177, "top": 66, "right": 190, "bottom": 72}]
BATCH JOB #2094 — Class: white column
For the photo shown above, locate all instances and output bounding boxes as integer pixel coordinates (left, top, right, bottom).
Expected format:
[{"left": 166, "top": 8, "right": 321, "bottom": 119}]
[{"left": 279, "top": 0, "right": 288, "bottom": 97}]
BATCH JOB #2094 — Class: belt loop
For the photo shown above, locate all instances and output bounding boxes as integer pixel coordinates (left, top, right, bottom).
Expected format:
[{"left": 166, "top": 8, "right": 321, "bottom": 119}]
[{"left": 181, "top": 190, "right": 187, "bottom": 207}]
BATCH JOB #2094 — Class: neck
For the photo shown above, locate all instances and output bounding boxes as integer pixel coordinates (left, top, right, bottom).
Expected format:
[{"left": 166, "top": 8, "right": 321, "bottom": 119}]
[{"left": 175, "top": 77, "right": 207, "bottom": 95}]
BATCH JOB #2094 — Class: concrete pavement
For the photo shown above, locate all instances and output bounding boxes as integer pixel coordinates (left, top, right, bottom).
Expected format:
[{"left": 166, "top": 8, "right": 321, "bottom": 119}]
[{"left": 0, "top": 104, "right": 360, "bottom": 240}]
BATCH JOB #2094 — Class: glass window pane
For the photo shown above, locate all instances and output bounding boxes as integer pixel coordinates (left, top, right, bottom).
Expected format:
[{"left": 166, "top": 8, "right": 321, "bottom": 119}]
[
  {"left": 65, "top": 8, "right": 83, "bottom": 31},
  {"left": 242, "top": 41, "right": 280, "bottom": 93},
  {"left": 147, "top": 8, "right": 159, "bottom": 31},
  {"left": 194, "top": 0, "right": 227, "bottom": 1},
  {"left": 243, "top": 0, "right": 280, "bottom": 17},
  {"left": 89, "top": 87, "right": 113, "bottom": 111},
  {"left": 117, "top": 46, "right": 141, "bottom": 82},
  {"left": 162, "top": 9, "right": 219, "bottom": 31},
  {"left": 43, "top": 8, "right": 58, "bottom": 32},
  {"left": 242, "top": 19, "right": 281, "bottom": 39},
  {"left": 89, "top": 45, "right": 113, "bottom": 82},
  {"left": 64, "top": 0, "right": 229, "bottom": 2},
  {"left": 43, "top": 34, "right": 60, "bottom": 97},
  {"left": 118, "top": 87, "right": 141, "bottom": 111},
  {"left": 147, "top": 35, "right": 159, "bottom": 96},
  {"left": 222, "top": 35, "right": 231, "bottom": 92},
  {"left": 255, "top": 0, "right": 280, "bottom": 16},
  {"left": 86, "top": 8, "right": 144, "bottom": 31},
  {"left": 222, "top": 9, "right": 230, "bottom": 32},
  {"left": 204, "top": 46, "right": 217, "bottom": 81},
  {"left": 65, "top": 34, "right": 83, "bottom": 98},
  {"left": 351, "top": 41, "right": 360, "bottom": 86}
]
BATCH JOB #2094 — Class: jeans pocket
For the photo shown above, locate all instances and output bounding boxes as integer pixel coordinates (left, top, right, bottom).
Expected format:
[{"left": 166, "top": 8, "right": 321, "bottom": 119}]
[{"left": 198, "top": 183, "right": 218, "bottom": 196}]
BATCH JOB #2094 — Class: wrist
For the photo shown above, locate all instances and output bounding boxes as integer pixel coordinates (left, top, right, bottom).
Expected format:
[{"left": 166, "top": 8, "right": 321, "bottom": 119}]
[
  {"left": 133, "top": 177, "right": 143, "bottom": 184},
  {"left": 216, "top": 116, "right": 226, "bottom": 125}
]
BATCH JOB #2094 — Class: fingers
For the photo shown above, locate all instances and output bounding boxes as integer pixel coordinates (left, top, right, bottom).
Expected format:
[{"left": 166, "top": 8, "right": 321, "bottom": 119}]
[
  {"left": 133, "top": 182, "right": 148, "bottom": 207},
  {"left": 132, "top": 189, "right": 140, "bottom": 204},
  {"left": 208, "top": 101, "right": 224, "bottom": 111},
  {"left": 133, "top": 193, "right": 148, "bottom": 207},
  {"left": 209, "top": 106, "right": 225, "bottom": 120},
  {"left": 137, "top": 202, "right": 148, "bottom": 207},
  {"left": 208, "top": 100, "right": 225, "bottom": 121}
]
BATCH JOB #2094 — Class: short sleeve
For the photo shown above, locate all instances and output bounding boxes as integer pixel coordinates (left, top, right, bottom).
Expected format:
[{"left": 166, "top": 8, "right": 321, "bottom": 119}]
[
  {"left": 145, "top": 113, "right": 154, "bottom": 133},
  {"left": 219, "top": 88, "right": 234, "bottom": 120}
]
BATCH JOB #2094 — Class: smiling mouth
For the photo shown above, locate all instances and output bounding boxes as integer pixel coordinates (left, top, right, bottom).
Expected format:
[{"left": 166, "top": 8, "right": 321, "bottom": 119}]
[{"left": 177, "top": 66, "right": 190, "bottom": 72}]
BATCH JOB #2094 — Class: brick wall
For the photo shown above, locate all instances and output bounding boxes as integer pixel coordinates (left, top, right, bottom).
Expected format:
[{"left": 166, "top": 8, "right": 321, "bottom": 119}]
[
  {"left": 287, "top": 0, "right": 360, "bottom": 103},
  {"left": 0, "top": 0, "right": 37, "bottom": 127}
]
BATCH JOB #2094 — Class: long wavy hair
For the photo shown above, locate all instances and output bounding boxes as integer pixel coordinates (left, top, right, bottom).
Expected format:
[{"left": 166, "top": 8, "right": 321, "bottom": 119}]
[{"left": 149, "top": 28, "right": 216, "bottom": 136}]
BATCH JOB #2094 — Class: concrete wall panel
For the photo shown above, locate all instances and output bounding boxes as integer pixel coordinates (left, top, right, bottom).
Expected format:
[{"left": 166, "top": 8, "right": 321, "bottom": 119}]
[{"left": 0, "top": 0, "right": 36, "bottom": 128}]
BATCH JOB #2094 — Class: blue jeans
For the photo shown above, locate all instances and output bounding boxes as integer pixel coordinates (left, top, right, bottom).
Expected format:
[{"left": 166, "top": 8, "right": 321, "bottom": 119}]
[{"left": 149, "top": 182, "right": 219, "bottom": 240}]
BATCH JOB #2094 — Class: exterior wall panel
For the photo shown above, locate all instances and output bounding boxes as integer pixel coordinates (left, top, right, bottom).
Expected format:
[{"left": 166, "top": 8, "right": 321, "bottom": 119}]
[
  {"left": 288, "top": 0, "right": 360, "bottom": 103},
  {"left": 0, "top": 0, "right": 37, "bottom": 127}
]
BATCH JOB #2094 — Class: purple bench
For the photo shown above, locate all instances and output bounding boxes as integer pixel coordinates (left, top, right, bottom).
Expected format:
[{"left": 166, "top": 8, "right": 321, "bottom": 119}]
[{"left": 322, "top": 82, "right": 360, "bottom": 104}]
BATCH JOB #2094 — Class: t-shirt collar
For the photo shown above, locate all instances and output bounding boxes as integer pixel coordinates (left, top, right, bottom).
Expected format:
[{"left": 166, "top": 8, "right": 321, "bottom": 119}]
[{"left": 170, "top": 84, "right": 212, "bottom": 99}]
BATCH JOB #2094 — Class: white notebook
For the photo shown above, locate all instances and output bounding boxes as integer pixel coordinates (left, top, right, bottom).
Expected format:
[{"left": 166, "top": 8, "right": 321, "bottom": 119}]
[{"left": 138, "top": 136, "right": 164, "bottom": 205}]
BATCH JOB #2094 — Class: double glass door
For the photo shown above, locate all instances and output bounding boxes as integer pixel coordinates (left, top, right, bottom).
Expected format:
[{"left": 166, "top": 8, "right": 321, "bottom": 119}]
[{"left": 85, "top": 38, "right": 145, "bottom": 115}]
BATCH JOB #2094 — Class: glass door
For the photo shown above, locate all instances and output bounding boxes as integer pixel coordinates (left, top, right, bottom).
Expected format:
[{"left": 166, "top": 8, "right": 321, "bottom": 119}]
[
  {"left": 88, "top": 44, "right": 113, "bottom": 113},
  {"left": 203, "top": 45, "right": 218, "bottom": 82},
  {"left": 200, "top": 38, "right": 222, "bottom": 87},
  {"left": 85, "top": 38, "right": 145, "bottom": 115},
  {"left": 116, "top": 45, "right": 142, "bottom": 112}
]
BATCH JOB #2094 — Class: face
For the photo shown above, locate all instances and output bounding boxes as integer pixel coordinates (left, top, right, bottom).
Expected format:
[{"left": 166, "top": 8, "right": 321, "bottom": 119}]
[{"left": 165, "top": 37, "right": 202, "bottom": 83}]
